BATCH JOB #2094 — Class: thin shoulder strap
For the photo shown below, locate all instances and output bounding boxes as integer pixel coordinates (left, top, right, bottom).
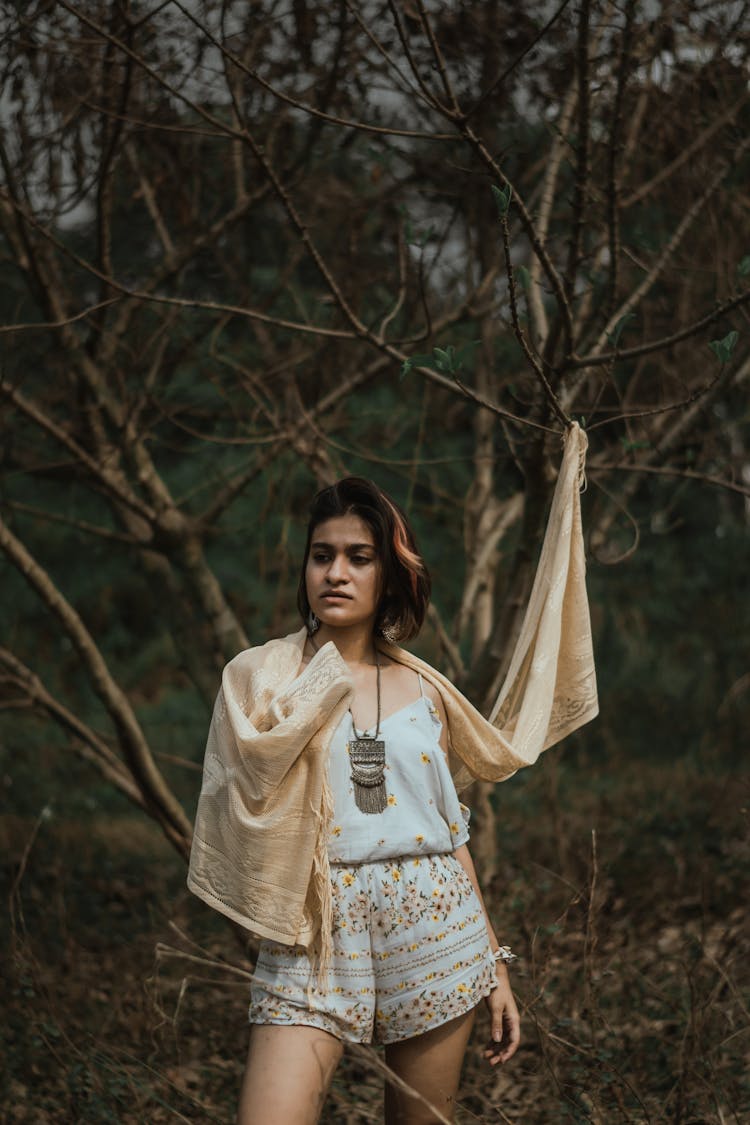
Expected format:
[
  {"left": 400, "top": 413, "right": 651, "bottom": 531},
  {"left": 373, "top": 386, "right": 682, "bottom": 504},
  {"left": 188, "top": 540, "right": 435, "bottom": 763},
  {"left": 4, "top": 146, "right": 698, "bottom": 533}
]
[{"left": 416, "top": 672, "right": 426, "bottom": 699}]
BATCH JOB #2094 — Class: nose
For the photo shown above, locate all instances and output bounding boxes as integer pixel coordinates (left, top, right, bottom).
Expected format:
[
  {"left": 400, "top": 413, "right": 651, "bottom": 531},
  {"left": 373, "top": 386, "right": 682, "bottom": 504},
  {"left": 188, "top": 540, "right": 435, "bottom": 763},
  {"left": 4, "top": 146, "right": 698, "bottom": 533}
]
[{"left": 326, "top": 553, "right": 349, "bottom": 584}]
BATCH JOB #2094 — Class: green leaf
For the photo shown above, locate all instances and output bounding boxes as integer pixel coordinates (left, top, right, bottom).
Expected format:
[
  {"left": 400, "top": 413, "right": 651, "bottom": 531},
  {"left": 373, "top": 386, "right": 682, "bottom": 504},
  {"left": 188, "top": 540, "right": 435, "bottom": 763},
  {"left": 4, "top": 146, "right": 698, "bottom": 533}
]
[
  {"left": 708, "top": 329, "right": 739, "bottom": 364},
  {"left": 605, "top": 312, "right": 636, "bottom": 347},
  {"left": 516, "top": 264, "right": 530, "bottom": 289},
  {"left": 400, "top": 353, "right": 434, "bottom": 379},
  {"left": 491, "top": 183, "right": 512, "bottom": 218},
  {"left": 737, "top": 255, "right": 750, "bottom": 278},
  {"left": 401, "top": 341, "right": 480, "bottom": 379}
]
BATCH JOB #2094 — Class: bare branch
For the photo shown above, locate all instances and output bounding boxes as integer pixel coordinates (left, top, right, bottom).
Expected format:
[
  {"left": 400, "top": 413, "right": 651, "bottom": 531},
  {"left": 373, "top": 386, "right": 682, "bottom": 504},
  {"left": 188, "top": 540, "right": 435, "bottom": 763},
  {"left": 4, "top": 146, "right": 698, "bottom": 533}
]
[
  {"left": 604, "top": 0, "right": 636, "bottom": 319},
  {"left": 562, "top": 0, "right": 592, "bottom": 305},
  {"left": 589, "top": 461, "right": 750, "bottom": 499},
  {"left": 527, "top": 83, "right": 578, "bottom": 349},
  {"left": 0, "top": 648, "right": 146, "bottom": 806},
  {"left": 172, "top": 0, "right": 455, "bottom": 139},
  {"left": 0, "top": 298, "right": 121, "bottom": 335},
  {"left": 501, "top": 212, "right": 571, "bottom": 427},
  {"left": 3, "top": 501, "right": 141, "bottom": 545},
  {"left": 0, "top": 514, "right": 192, "bottom": 851},
  {"left": 622, "top": 93, "right": 750, "bottom": 209},
  {"left": 572, "top": 288, "right": 750, "bottom": 371},
  {"left": 465, "top": 0, "right": 573, "bottom": 119},
  {"left": 586, "top": 135, "right": 750, "bottom": 363},
  {"left": 0, "top": 380, "right": 157, "bottom": 523},
  {"left": 414, "top": 0, "right": 461, "bottom": 113}
]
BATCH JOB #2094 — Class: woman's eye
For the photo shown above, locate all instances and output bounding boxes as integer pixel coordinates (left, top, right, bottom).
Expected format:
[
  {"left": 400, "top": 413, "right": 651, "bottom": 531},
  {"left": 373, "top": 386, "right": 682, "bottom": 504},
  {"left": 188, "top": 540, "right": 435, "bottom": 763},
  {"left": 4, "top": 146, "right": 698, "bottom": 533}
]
[
  {"left": 312, "top": 553, "right": 330, "bottom": 563},
  {"left": 352, "top": 555, "right": 372, "bottom": 565}
]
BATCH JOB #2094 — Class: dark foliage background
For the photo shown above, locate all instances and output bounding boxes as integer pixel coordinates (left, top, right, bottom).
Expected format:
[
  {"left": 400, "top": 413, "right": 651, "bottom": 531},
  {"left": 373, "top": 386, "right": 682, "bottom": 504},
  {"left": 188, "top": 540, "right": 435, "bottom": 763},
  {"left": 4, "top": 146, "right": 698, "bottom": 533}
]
[{"left": 1, "top": 0, "right": 748, "bottom": 1120}]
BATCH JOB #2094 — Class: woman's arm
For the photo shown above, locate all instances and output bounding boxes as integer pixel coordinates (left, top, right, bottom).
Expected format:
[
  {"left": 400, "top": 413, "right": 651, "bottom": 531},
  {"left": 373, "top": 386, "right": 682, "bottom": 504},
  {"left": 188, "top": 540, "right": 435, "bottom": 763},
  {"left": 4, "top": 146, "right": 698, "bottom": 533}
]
[
  {"left": 453, "top": 843, "right": 521, "bottom": 1065},
  {"left": 422, "top": 680, "right": 521, "bottom": 1064}
]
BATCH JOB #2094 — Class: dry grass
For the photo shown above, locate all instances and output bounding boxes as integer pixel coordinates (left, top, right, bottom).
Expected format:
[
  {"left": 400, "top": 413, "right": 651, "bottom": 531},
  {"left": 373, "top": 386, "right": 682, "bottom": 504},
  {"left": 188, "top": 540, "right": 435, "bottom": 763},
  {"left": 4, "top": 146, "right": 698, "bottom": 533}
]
[{"left": 2, "top": 750, "right": 748, "bottom": 1123}]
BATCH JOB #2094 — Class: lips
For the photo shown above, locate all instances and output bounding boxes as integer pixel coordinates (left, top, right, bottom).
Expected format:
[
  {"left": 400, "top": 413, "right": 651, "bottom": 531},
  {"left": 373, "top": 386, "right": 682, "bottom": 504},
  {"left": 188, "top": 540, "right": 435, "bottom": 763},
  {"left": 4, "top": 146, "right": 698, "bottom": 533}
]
[{"left": 320, "top": 592, "right": 351, "bottom": 601}]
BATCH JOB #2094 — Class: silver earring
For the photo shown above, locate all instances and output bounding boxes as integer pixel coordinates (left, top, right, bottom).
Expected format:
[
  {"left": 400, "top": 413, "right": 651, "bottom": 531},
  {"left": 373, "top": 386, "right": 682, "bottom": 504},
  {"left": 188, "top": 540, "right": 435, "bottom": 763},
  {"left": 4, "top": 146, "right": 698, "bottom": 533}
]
[{"left": 307, "top": 612, "right": 320, "bottom": 634}]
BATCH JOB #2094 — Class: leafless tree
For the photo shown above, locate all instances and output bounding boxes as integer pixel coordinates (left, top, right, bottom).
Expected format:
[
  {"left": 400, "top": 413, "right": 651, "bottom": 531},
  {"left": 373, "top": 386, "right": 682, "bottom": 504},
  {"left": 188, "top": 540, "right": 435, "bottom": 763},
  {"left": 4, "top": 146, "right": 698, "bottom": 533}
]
[{"left": 1, "top": 0, "right": 748, "bottom": 868}]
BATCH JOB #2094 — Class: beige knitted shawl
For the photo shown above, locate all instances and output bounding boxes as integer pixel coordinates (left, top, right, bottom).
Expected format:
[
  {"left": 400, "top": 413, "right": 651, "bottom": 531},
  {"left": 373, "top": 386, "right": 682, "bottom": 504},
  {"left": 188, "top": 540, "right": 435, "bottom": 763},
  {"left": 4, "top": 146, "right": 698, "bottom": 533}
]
[{"left": 187, "top": 423, "right": 598, "bottom": 951}]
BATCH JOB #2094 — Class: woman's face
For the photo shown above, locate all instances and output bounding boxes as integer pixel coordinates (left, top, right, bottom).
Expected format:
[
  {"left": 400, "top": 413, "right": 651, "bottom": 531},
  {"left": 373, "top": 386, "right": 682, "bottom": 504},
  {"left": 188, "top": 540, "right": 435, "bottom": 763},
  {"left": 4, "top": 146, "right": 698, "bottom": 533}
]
[{"left": 305, "top": 513, "right": 382, "bottom": 631}]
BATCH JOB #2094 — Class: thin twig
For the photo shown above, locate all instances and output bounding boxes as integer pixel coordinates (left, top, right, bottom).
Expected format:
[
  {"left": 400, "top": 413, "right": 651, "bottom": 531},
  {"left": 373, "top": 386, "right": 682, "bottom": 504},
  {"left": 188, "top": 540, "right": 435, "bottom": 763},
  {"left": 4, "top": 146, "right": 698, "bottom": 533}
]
[
  {"left": 414, "top": 0, "right": 460, "bottom": 113},
  {"left": 572, "top": 287, "right": 750, "bottom": 369},
  {"left": 589, "top": 461, "right": 750, "bottom": 499},
  {"left": 0, "top": 297, "right": 121, "bottom": 333},
  {"left": 465, "top": 0, "right": 573, "bottom": 119},
  {"left": 588, "top": 135, "right": 750, "bottom": 361},
  {"left": 501, "top": 213, "right": 570, "bottom": 427},
  {"left": 562, "top": 0, "right": 592, "bottom": 305},
  {"left": 604, "top": 0, "right": 636, "bottom": 319}
]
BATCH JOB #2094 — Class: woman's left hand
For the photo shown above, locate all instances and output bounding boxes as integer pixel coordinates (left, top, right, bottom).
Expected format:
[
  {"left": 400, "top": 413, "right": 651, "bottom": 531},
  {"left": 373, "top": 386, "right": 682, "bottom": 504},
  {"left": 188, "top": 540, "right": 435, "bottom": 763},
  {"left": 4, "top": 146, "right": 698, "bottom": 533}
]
[{"left": 483, "top": 967, "right": 520, "bottom": 1065}]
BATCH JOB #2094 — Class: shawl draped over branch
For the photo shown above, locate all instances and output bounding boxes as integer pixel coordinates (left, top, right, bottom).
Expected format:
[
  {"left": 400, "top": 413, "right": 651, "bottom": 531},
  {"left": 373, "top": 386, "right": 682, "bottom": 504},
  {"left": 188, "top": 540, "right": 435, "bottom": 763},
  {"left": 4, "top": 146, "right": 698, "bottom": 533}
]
[{"left": 187, "top": 423, "right": 598, "bottom": 951}]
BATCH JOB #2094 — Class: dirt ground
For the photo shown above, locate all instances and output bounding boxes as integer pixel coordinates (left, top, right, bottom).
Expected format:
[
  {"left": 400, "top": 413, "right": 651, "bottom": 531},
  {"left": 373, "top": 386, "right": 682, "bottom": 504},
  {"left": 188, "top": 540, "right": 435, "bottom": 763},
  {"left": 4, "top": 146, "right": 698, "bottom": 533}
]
[{"left": 2, "top": 752, "right": 748, "bottom": 1123}]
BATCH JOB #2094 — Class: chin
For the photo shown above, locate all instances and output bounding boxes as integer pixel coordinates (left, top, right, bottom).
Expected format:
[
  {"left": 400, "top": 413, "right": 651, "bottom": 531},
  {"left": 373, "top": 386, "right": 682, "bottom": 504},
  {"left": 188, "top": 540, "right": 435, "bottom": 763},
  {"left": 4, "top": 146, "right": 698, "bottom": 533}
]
[{"left": 317, "top": 606, "right": 370, "bottom": 629}]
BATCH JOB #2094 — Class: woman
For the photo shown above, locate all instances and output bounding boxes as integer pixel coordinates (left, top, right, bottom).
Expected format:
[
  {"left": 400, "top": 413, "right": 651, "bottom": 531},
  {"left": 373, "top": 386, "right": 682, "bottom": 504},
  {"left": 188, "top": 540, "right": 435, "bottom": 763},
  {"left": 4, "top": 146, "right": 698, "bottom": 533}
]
[{"left": 188, "top": 428, "right": 597, "bottom": 1124}]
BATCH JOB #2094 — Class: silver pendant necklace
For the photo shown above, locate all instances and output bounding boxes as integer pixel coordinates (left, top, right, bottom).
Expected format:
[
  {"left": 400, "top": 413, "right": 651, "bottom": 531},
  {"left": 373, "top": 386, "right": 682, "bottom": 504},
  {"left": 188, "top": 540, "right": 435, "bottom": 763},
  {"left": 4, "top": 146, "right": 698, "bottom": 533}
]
[
  {"left": 307, "top": 631, "right": 387, "bottom": 815},
  {"left": 348, "top": 649, "right": 387, "bottom": 815}
]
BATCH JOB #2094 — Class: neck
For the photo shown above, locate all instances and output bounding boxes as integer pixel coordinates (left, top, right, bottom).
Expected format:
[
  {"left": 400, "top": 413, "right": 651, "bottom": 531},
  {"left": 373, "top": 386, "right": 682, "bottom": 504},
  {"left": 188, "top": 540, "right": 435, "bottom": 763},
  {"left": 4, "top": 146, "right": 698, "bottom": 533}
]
[{"left": 314, "top": 622, "right": 378, "bottom": 666}]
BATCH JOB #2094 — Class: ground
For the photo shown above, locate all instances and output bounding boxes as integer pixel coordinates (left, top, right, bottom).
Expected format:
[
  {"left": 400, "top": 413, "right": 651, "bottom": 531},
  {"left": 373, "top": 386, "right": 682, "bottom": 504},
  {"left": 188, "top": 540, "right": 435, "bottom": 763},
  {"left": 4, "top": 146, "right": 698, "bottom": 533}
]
[{"left": 2, "top": 750, "right": 747, "bottom": 1123}]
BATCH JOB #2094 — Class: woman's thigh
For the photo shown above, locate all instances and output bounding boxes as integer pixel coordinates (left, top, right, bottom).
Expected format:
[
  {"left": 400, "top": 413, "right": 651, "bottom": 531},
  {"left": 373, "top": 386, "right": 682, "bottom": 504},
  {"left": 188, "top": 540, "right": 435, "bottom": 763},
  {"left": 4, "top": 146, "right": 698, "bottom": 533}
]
[
  {"left": 237, "top": 1023, "right": 344, "bottom": 1125},
  {"left": 383, "top": 1006, "right": 477, "bottom": 1125}
]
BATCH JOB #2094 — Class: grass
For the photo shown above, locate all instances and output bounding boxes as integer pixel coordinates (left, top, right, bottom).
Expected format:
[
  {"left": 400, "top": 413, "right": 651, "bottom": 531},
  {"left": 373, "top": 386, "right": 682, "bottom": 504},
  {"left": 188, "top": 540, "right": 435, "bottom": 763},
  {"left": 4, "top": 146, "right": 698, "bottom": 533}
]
[{"left": 2, "top": 746, "right": 748, "bottom": 1123}]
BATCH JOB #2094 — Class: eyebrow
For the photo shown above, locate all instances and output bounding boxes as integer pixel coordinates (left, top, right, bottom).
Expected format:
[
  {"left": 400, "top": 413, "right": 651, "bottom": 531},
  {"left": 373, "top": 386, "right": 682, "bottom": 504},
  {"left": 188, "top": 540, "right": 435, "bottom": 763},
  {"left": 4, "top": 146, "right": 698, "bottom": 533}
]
[{"left": 311, "top": 541, "right": 376, "bottom": 552}]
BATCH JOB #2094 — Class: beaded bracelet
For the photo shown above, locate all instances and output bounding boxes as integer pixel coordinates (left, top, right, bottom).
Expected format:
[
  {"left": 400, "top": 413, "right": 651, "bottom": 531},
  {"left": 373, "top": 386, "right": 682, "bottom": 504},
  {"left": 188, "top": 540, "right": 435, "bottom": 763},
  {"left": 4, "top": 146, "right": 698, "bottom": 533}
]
[{"left": 492, "top": 945, "right": 518, "bottom": 965}]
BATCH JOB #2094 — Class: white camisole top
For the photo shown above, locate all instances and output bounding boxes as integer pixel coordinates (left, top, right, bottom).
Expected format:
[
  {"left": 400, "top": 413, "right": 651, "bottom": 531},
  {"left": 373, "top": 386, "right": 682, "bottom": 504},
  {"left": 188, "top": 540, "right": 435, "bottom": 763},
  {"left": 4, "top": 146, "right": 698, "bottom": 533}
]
[{"left": 327, "top": 674, "right": 470, "bottom": 864}]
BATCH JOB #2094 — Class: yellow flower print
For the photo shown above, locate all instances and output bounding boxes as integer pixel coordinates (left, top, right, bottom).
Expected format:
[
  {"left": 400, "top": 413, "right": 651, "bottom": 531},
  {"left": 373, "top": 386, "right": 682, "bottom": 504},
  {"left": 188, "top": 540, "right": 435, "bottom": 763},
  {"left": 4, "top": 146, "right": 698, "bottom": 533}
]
[
  {"left": 456, "top": 983, "right": 469, "bottom": 993},
  {"left": 413, "top": 858, "right": 421, "bottom": 867},
  {"left": 332, "top": 825, "right": 342, "bottom": 836},
  {"left": 432, "top": 888, "right": 441, "bottom": 897},
  {"left": 387, "top": 794, "right": 397, "bottom": 806},
  {"left": 391, "top": 868, "right": 401, "bottom": 881},
  {"left": 450, "top": 822, "right": 460, "bottom": 834},
  {"left": 421, "top": 752, "right": 431, "bottom": 763},
  {"left": 415, "top": 834, "right": 424, "bottom": 844},
  {"left": 342, "top": 872, "right": 354, "bottom": 886}
]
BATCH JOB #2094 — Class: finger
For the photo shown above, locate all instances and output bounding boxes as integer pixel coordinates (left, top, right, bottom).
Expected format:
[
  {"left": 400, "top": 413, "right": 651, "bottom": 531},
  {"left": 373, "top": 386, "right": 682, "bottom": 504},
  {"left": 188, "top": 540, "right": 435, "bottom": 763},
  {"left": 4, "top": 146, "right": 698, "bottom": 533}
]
[{"left": 496, "top": 1013, "right": 521, "bottom": 1062}]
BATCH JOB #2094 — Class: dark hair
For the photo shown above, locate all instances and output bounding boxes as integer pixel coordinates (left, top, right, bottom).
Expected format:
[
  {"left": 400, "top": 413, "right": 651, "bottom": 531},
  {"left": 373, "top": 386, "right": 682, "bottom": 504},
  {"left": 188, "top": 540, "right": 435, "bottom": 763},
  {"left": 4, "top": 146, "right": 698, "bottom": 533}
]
[{"left": 297, "top": 477, "right": 431, "bottom": 643}]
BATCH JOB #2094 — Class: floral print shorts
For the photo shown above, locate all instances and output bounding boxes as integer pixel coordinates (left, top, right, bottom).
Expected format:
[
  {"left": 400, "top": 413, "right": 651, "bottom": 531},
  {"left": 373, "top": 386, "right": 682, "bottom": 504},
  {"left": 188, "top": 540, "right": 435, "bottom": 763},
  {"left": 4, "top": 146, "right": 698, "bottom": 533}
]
[{"left": 248, "top": 852, "right": 497, "bottom": 1044}]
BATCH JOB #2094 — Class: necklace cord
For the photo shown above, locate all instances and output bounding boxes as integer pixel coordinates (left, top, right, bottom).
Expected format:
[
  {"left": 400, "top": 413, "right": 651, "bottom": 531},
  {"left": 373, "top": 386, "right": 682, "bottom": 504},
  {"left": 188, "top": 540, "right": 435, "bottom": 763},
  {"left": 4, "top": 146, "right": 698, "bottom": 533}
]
[{"left": 307, "top": 631, "right": 381, "bottom": 740}]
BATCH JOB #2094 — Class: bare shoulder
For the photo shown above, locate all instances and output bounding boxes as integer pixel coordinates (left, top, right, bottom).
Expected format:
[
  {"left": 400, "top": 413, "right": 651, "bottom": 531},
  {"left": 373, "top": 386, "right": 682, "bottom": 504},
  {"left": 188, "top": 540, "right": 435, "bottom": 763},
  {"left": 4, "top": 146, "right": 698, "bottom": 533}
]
[
  {"left": 382, "top": 654, "right": 449, "bottom": 723},
  {"left": 422, "top": 677, "right": 448, "bottom": 723}
]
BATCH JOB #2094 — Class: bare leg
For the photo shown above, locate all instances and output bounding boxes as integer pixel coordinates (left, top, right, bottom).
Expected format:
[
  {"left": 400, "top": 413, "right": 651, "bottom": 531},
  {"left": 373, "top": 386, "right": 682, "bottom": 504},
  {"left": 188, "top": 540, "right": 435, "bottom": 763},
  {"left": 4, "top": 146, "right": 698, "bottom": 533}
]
[
  {"left": 237, "top": 1024, "right": 344, "bottom": 1125},
  {"left": 383, "top": 1008, "right": 476, "bottom": 1125}
]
